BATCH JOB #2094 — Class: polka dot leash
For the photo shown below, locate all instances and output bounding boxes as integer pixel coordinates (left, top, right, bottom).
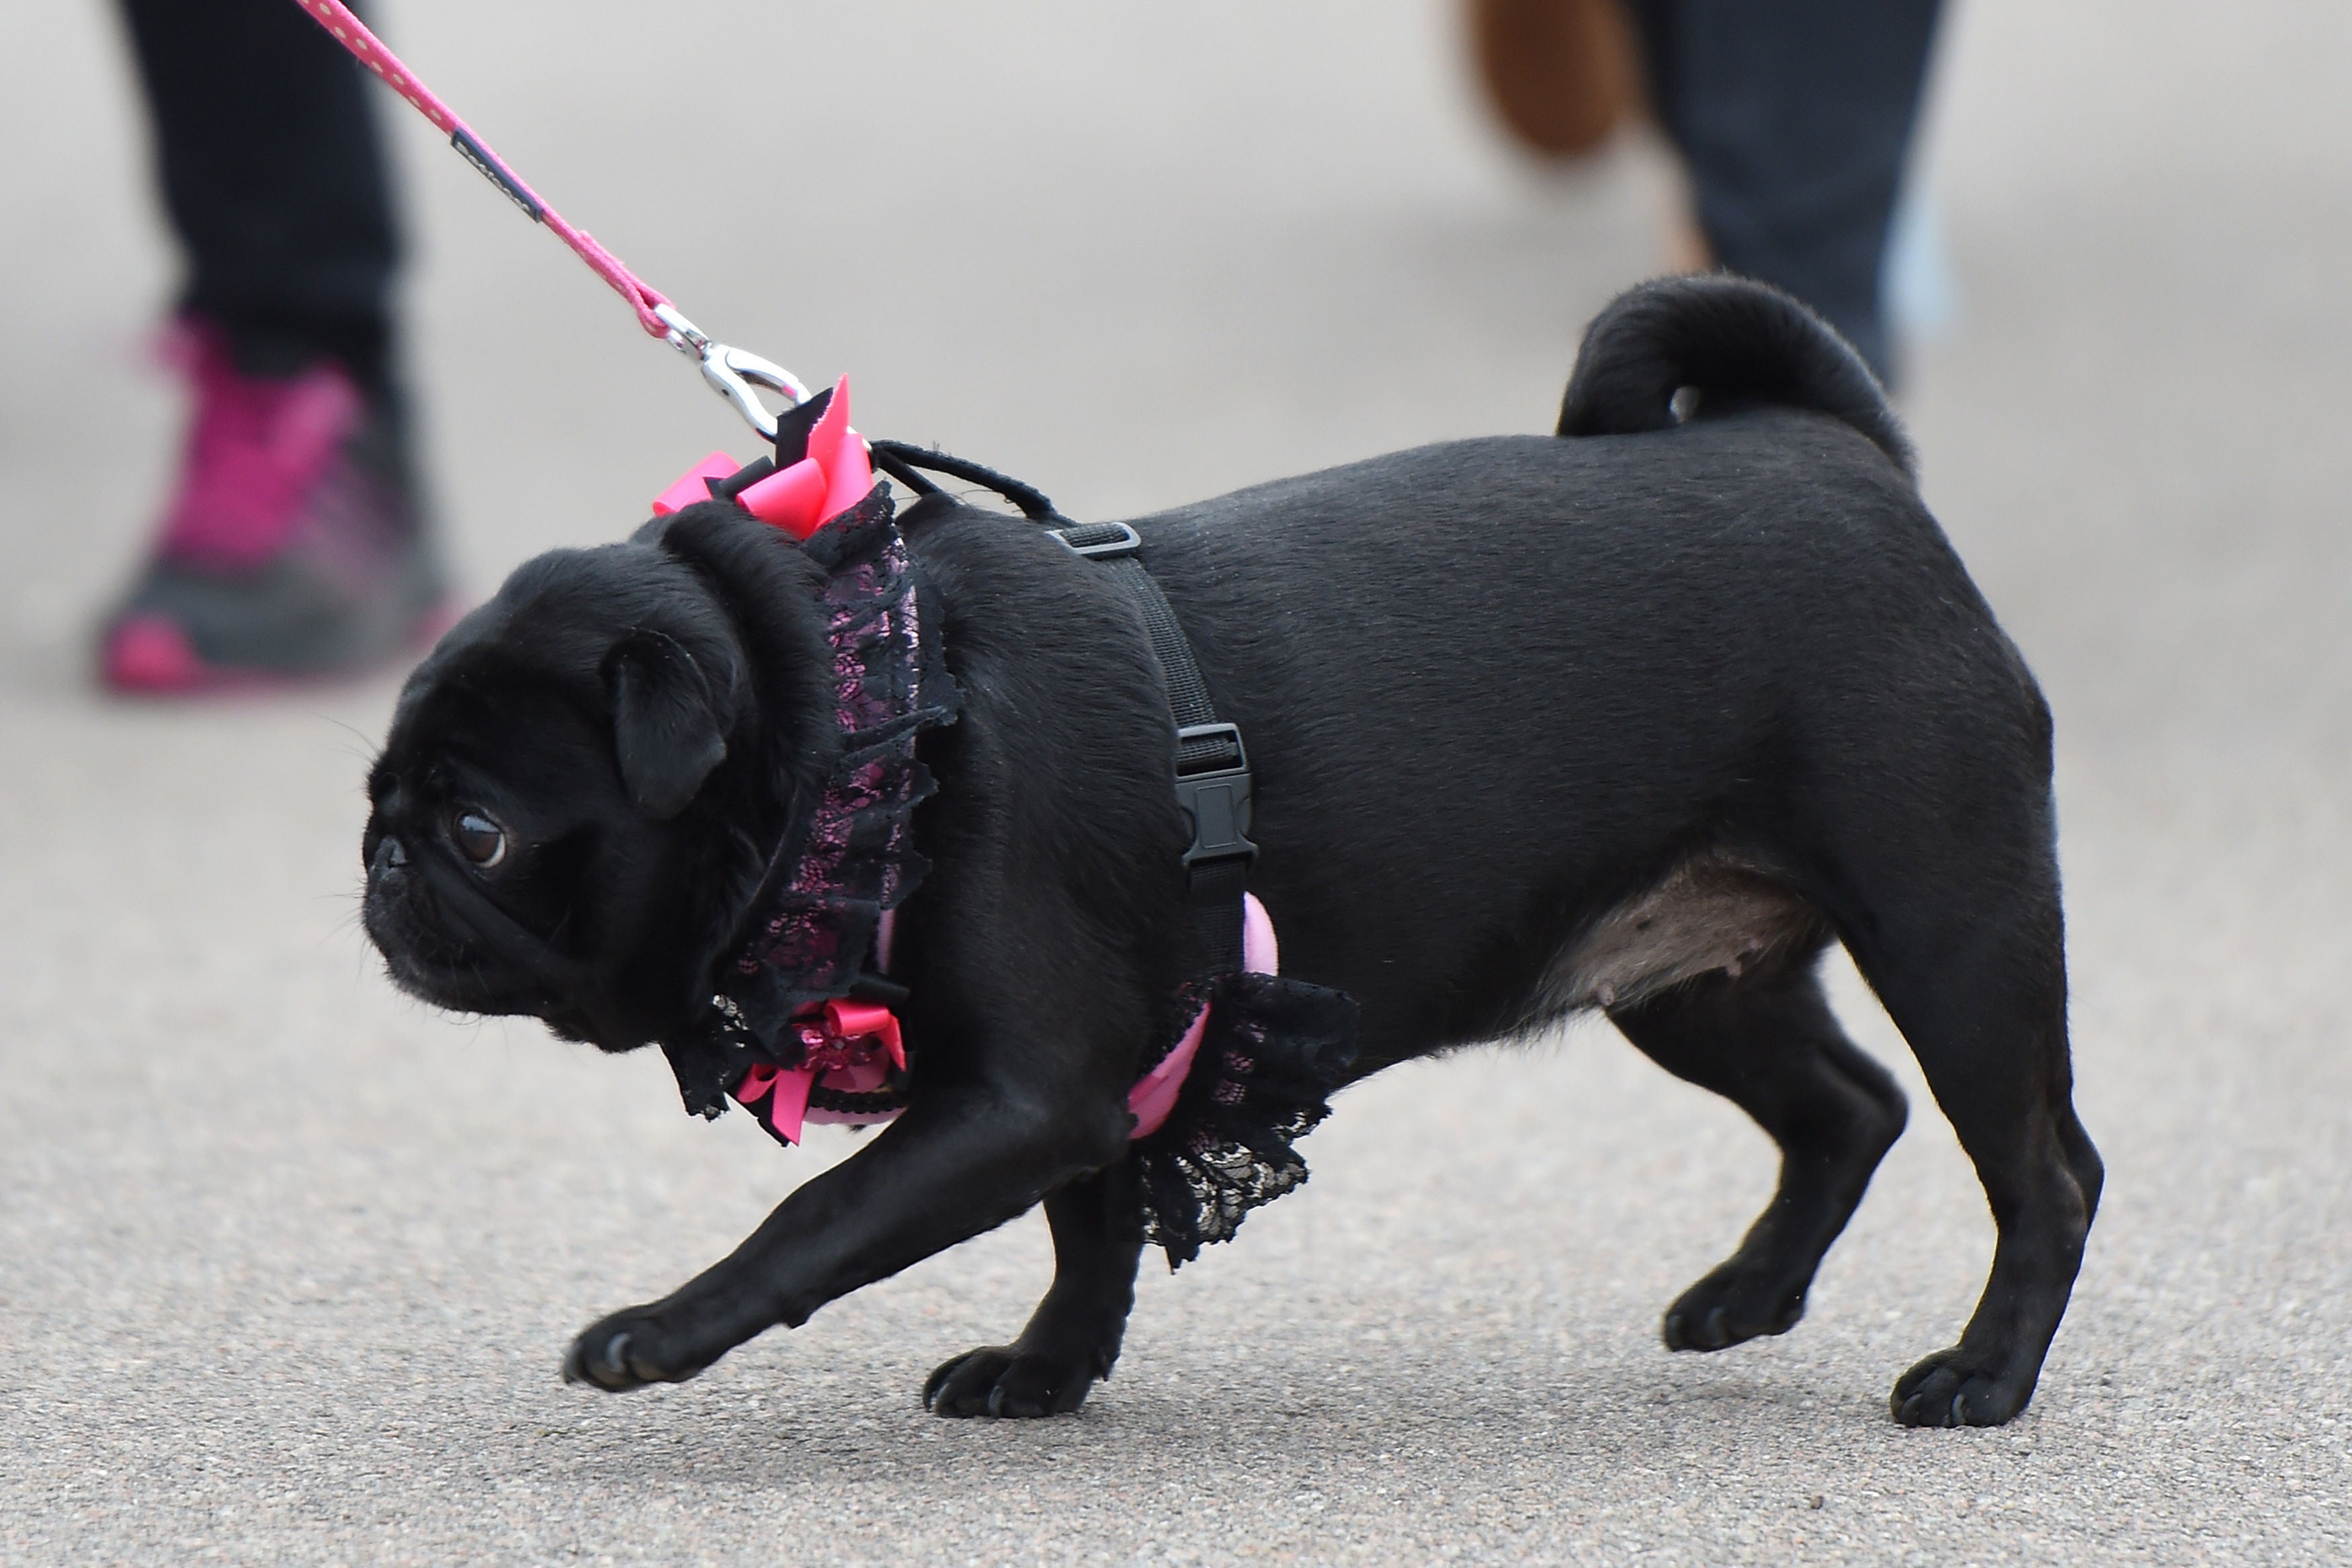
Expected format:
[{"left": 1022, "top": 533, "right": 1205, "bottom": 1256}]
[{"left": 289, "top": 0, "right": 810, "bottom": 439}]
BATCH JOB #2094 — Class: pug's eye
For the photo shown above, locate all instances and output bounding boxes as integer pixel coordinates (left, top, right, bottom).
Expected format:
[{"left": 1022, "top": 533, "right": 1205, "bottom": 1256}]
[{"left": 449, "top": 810, "right": 509, "bottom": 869}]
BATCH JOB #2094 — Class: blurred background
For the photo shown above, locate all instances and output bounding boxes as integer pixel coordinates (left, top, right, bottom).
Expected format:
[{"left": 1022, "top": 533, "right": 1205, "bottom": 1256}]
[{"left": 2, "top": 2, "right": 2347, "bottom": 1561}]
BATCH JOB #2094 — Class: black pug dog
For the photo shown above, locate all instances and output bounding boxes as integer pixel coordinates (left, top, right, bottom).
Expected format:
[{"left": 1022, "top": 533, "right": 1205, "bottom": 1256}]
[{"left": 363, "top": 276, "right": 2099, "bottom": 1430}]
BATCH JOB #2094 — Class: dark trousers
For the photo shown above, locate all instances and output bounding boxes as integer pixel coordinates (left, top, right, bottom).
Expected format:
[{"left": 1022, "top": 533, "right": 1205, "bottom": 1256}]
[
  {"left": 1625, "top": 0, "right": 1943, "bottom": 383},
  {"left": 119, "top": 0, "right": 398, "bottom": 386}
]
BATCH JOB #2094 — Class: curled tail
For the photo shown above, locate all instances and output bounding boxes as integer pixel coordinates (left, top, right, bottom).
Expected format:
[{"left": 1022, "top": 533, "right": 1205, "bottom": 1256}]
[{"left": 1557, "top": 275, "right": 1913, "bottom": 478}]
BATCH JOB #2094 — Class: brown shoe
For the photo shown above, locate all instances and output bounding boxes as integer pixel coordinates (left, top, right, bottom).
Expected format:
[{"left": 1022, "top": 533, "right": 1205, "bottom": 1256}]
[{"left": 1466, "top": 0, "right": 1641, "bottom": 159}]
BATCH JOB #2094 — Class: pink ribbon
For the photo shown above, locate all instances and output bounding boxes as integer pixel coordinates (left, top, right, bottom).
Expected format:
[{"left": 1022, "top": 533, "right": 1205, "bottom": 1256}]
[
  {"left": 735, "top": 998, "right": 907, "bottom": 1145},
  {"left": 734, "top": 898, "right": 1277, "bottom": 1144},
  {"left": 648, "top": 377, "right": 875, "bottom": 536}
]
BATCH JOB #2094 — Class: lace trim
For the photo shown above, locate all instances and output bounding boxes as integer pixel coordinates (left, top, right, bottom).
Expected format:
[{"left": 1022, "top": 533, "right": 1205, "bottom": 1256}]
[
  {"left": 1134, "top": 972, "right": 1359, "bottom": 1267},
  {"left": 659, "top": 488, "right": 958, "bottom": 1119}
]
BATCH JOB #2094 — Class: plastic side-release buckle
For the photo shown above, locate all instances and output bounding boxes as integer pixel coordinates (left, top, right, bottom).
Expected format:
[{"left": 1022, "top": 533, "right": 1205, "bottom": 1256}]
[
  {"left": 1046, "top": 521, "right": 1141, "bottom": 560},
  {"left": 1174, "top": 722, "right": 1257, "bottom": 874}
]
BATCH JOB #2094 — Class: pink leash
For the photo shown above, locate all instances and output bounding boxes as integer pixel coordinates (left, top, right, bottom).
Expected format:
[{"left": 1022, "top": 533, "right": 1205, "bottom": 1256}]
[{"left": 289, "top": 0, "right": 811, "bottom": 439}]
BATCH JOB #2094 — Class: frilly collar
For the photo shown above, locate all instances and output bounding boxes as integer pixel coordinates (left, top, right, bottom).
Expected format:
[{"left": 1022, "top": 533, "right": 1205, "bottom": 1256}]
[{"left": 659, "top": 482, "right": 959, "bottom": 1122}]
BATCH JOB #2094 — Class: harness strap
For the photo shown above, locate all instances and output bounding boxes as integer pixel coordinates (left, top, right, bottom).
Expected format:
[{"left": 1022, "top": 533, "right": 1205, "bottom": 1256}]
[
  {"left": 867, "top": 441, "right": 1060, "bottom": 522},
  {"left": 1048, "top": 523, "right": 1257, "bottom": 977},
  {"left": 861, "top": 443, "right": 1259, "bottom": 977}
]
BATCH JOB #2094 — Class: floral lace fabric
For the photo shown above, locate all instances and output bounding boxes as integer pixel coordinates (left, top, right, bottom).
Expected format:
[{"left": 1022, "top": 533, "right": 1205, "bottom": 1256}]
[
  {"left": 1133, "top": 971, "right": 1359, "bottom": 1268},
  {"left": 659, "top": 487, "right": 958, "bottom": 1121}
]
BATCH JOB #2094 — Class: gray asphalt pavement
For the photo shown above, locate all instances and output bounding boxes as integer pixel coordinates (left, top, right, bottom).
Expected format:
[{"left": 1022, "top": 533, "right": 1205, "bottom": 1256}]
[{"left": 4, "top": 2, "right": 2349, "bottom": 1563}]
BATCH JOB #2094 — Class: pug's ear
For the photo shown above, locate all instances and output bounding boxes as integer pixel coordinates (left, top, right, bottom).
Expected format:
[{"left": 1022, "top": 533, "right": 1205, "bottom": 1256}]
[{"left": 603, "top": 630, "right": 734, "bottom": 818}]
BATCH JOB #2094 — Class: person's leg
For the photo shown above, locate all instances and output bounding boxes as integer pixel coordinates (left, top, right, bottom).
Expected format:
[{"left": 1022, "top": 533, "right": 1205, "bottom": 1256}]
[
  {"left": 1625, "top": 0, "right": 1942, "bottom": 384},
  {"left": 120, "top": 0, "right": 397, "bottom": 386},
  {"left": 103, "top": 0, "right": 445, "bottom": 693}
]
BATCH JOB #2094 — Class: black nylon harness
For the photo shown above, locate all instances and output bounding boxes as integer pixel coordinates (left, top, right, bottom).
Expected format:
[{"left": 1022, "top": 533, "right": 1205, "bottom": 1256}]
[
  {"left": 869, "top": 441, "right": 1259, "bottom": 975},
  {"left": 669, "top": 433, "right": 1356, "bottom": 1266}
]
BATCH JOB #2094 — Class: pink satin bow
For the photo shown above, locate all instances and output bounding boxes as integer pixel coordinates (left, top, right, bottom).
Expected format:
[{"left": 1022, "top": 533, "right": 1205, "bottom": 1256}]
[
  {"left": 649, "top": 376, "right": 873, "bottom": 539},
  {"left": 734, "top": 997, "right": 907, "bottom": 1145}
]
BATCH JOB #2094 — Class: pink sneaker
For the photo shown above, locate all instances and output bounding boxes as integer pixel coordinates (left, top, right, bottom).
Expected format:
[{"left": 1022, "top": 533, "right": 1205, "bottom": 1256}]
[{"left": 97, "top": 319, "right": 449, "bottom": 693}]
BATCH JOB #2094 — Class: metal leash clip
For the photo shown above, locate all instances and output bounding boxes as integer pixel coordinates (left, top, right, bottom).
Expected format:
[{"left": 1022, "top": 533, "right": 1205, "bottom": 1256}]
[{"left": 655, "top": 304, "right": 811, "bottom": 442}]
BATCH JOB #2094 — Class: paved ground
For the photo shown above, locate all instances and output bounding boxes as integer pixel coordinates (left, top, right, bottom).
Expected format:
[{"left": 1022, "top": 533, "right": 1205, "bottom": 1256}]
[{"left": 3, "top": 2, "right": 2349, "bottom": 1563}]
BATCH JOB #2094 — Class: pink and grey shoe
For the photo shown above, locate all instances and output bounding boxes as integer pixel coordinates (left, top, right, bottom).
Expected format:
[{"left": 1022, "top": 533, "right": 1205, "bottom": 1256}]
[{"left": 97, "top": 320, "right": 450, "bottom": 693}]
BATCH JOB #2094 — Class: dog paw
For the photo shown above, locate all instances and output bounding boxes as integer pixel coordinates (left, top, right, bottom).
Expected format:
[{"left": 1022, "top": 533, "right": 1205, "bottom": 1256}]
[
  {"left": 1661, "top": 1263, "right": 1808, "bottom": 1352},
  {"left": 1890, "top": 1346, "right": 2032, "bottom": 1428},
  {"left": 922, "top": 1344, "right": 1104, "bottom": 1418},
  {"left": 562, "top": 1307, "right": 706, "bottom": 1393}
]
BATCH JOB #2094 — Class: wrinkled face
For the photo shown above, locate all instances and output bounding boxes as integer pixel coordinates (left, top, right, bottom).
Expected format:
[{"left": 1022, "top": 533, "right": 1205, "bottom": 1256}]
[{"left": 361, "top": 545, "right": 753, "bottom": 1051}]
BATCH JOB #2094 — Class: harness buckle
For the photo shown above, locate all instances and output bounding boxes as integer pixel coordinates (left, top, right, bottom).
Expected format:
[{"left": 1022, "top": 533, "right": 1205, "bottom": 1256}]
[
  {"left": 1047, "top": 521, "right": 1142, "bottom": 559},
  {"left": 1174, "top": 722, "right": 1257, "bottom": 872}
]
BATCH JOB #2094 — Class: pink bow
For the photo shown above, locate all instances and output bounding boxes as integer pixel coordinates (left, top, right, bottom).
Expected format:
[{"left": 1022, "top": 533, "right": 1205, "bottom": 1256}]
[
  {"left": 649, "top": 376, "right": 874, "bottom": 539},
  {"left": 733, "top": 997, "right": 906, "bottom": 1145}
]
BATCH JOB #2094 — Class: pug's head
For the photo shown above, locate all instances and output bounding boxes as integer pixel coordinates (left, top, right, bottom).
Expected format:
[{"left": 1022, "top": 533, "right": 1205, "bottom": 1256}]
[{"left": 362, "top": 507, "right": 837, "bottom": 1051}]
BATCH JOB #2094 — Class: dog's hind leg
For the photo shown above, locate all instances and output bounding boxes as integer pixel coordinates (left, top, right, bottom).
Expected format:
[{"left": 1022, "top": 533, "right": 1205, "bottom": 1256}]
[
  {"left": 1829, "top": 842, "right": 2101, "bottom": 1429},
  {"left": 1781, "top": 719, "right": 2105, "bottom": 1428},
  {"left": 923, "top": 1157, "right": 1146, "bottom": 1418},
  {"left": 1609, "top": 954, "right": 1908, "bottom": 1352}
]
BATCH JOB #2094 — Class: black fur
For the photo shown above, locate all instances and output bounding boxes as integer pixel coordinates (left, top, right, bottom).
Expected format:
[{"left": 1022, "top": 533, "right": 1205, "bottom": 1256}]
[
  {"left": 363, "top": 275, "right": 2098, "bottom": 1431},
  {"left": 605, "top": 628, "right": 736, "bottom": 818},
  {"left": 1558, "top": 274, "right": 1914, "bottom": 474}
]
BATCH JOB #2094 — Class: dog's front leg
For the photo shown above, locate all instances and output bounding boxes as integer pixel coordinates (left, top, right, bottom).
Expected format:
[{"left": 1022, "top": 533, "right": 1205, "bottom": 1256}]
[
  {"left": 923, "top": 1155, "right": 1146, "bottom": 1417},
  {"left": 562, "top": 1092, "right": 1128, "bottom": 1391}
]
